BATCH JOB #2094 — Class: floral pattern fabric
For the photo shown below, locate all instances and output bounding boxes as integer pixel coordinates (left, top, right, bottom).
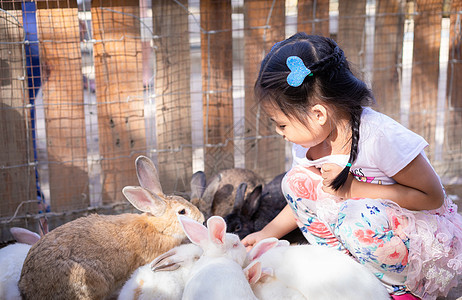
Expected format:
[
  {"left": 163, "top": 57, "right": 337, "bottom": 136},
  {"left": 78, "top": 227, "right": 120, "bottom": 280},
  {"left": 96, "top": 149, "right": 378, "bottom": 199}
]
[{"left": 282, "top": 165, "right": 462, "bottom": 299}]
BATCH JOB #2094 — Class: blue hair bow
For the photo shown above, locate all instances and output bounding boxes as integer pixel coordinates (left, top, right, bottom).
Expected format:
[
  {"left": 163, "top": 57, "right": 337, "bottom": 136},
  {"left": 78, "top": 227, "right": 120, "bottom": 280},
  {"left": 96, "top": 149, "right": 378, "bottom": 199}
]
[{"left": 286, "top": 56, "right": 313, "bottom": 87}]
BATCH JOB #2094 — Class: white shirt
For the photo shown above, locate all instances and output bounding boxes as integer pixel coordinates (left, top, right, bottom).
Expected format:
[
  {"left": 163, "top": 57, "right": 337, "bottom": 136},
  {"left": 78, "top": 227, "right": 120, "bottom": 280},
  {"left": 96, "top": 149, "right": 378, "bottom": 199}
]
[{"left": 291, "top": 107, "right": 429, "bottom": 185}]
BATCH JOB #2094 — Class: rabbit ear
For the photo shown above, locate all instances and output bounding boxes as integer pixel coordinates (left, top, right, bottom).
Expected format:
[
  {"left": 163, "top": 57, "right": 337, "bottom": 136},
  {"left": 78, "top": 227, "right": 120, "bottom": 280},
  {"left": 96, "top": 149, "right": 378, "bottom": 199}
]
[
  {"left": 260, "top": 267, "right": 274, "bottom": 279},
  {"left": 207, "top": 216, "right": 227, "bottom": 245},
  {"left": 10, "top": 227, "right": 41, "bottom": 245},
  {"left": 151, "top": 249, "right": 181, "bottom": 272},
  {"left": 232, "top": 182, "right": 247, "bottom": 213},
  {"left": 242, "top": 184, "right": 262, "bottom": 217},
  {"left": 39, "top": 217, "right": 48, "bottom": 236},
  {"left": 190, "top": 171, "right": 206, "bottom": 200},
  {"left": 122, "top": 186, "right": 167, "bottom": 217},
  {"left": 178, "top": 215, "right": 209, "bottom": 246},
  {"left": 135, "top": 155, "right": 164, "bottom": 196},
  {"left": 244, "top": 260, "right": 262, "bottom": 285},
  {"left": 200, "top": 175, "right": 221, "bottom": 217},
  {"left": 277, "top": 239, "right": 290, "bottom": 247},
  {"left": 247, "top": 237, "right": 279, "bottom": 262}
]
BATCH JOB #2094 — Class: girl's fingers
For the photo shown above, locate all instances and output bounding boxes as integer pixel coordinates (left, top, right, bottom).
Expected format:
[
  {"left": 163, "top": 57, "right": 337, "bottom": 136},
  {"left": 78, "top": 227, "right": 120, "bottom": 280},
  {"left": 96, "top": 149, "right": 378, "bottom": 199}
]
[
  {"left": 242, "top": 235, "right": 255, "bottom": 247},
  {"left": 306, "top": 166, "right": 322, "bottom": 176},
  {"left": 321, "top": 164, "right": 331, "bottom": 173},
  {"left": 243, "top": 238, "right": 256, "bottom": 251},
  {"left": 321, "top": 164, "right": 332, "bottom": 179}
]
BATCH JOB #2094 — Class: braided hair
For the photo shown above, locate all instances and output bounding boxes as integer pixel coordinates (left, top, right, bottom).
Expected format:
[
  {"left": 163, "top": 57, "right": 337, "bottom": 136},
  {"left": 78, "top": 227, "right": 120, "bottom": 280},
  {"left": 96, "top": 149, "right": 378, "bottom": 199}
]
[{"left": 255, "top": 33, "right": 375, "bottom": 190}]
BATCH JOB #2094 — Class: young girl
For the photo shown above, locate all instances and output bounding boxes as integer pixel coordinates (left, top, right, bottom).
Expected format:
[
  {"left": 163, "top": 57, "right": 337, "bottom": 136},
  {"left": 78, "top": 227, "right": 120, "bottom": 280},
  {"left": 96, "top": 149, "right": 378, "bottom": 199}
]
[{"left": 241, "top": 33, "right": 462, "bottom": 300}]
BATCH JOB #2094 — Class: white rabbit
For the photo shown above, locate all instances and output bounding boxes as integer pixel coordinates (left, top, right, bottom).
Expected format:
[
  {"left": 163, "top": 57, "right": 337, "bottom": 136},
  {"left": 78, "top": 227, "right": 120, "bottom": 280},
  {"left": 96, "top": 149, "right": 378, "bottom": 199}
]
[
  {"left": 19, "top": 155, "right": 204, "bottom": 300},
  {"left": 244, "top": 237, "right": 303, "bottom": 300},
  {"left": 244, "top": 237, "right": 289, "bottom": 267},
  {"left": 244, "top": 260, "right": 305, "bottom": 300},
  {"left": 118, "top": 243, "right": 203, "bottom": 300},
  {"left": 246, "top": 238, "right": 390, "bottom": 300},
  {"left": 178, "top": 215, "right": 257, "bottom": 300},
  {"left": 0, "top": 227, "right": 44, "bottom": 300}
]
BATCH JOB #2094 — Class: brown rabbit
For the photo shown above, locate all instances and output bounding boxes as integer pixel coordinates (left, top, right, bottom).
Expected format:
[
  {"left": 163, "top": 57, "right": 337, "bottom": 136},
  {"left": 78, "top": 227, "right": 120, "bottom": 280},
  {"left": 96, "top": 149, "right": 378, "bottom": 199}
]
[
  {"left": 18, "top": 156, "right": 204, "bottom": 300},
  {"left": 190, "top": 168, "right": 265, "bottom": 219}
]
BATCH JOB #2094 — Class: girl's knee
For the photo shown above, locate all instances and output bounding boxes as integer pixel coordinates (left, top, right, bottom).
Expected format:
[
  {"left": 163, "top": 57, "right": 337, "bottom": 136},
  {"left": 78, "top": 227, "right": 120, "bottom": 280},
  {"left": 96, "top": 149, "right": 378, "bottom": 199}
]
[
  {"left": 337, "top": 198, "right": 391, "bottom": 230},
  {"left": 335, "top": 198, "right": 394, "bottom": 257},
  {"left": 334, "top": 198, "right": 409, "bottom": 286}
]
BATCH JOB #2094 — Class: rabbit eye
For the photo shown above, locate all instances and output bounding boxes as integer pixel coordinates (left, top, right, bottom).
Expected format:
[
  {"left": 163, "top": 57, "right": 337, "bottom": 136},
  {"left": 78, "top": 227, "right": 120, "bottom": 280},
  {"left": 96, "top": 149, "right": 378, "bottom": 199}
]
[
  {"left": 235, "top": 224, "right": 242, "bottom": 232},
  {"left": 178, "top": 208, "right": 186, "bottom": 215}
]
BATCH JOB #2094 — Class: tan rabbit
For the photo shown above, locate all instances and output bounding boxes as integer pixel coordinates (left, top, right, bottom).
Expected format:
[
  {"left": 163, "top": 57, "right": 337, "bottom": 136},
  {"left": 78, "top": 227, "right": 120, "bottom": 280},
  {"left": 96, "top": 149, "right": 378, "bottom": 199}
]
[{"left": 18, "top": 156, "right": 204, "bottom": 300}]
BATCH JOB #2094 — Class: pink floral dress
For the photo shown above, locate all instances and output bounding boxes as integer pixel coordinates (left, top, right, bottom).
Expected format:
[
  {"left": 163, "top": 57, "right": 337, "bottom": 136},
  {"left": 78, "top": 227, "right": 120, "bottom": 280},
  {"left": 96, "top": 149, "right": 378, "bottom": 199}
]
[{"left": 282, "top": 163, "right": 462, "bottom": 300}]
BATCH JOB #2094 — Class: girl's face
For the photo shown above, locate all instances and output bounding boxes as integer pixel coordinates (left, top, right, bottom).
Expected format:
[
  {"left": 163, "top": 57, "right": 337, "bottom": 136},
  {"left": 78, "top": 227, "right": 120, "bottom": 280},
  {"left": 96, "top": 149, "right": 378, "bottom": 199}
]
[{"left": 269, "top": 105, "right": 331, "bottom": 149}]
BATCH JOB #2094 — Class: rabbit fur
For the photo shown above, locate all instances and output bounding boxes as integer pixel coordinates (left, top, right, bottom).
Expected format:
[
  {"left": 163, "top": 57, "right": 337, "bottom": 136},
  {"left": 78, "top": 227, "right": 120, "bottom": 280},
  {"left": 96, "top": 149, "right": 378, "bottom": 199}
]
[
  {"left": 179, "top": 215, "right": 257, "bottom": 300},
  {"left": 224, "top": 173, "right": 286, "bottom": 238},
  {"left": 224, "top": 173, "right": 307, "bottom": 244},
  {"left": 245, "top": 238, "right": 390, "bottom": 300},
  {"left": 244, "top": 260, "right": 305, "bottom": 300},
  {"left": 190, "top": 168, "right": 264, "bottom": 219},
  {"left": 0, "top": 226, "right": 45, "bottom": 300},
  {"left": 244, "top": 238, "right": 304, "bottom": 299},
  {"left": 19, "top": 155, "right": 204, "bottom": 300},
  {"left": 118, "top": 243, "right": 203, "bottom": 300}
]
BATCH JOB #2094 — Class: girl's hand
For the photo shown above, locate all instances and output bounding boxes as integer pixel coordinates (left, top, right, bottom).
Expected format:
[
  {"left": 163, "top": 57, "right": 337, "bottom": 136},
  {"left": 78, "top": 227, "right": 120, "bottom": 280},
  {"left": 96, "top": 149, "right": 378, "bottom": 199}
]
[
  {"left": 242, "top": 205, "right": 298, "bottom": 251},
  {"left": 241, "top": 230, "right": 273, "bottom": 251},
  {"left": 320, "top": 163, "right": 352, "bottom": 199}
]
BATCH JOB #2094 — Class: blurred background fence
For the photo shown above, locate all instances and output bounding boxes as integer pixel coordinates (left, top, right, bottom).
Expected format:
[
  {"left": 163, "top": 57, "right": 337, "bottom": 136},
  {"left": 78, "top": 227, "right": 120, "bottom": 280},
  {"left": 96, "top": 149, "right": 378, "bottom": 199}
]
[{"left": 0, "top": 0, "right": 461, "bottom": 242}]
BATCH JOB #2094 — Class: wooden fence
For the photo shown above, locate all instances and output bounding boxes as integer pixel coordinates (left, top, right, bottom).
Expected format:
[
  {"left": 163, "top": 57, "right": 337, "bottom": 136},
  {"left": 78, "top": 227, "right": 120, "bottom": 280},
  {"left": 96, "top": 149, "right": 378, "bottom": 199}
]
[{"left": 0, "top": 0, "right": 461, "bottom": 241}]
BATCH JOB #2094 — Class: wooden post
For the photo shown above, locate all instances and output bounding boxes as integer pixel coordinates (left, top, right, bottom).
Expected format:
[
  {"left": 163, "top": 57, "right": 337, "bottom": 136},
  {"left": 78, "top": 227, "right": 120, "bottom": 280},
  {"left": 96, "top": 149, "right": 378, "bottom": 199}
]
[
  {"left": 409, "top": 0, "right": 442, "bottom": 159},
  {"left": 297, "top": 0, "right": 329, "bottom": 36},
  {"left": 152, "top": 0, "right": 192, "bottom": 193},
  {"left": 92, "top": 2, "right": 146, "bottom": 202},
  {"left": 200, "top": 0, "right": 234, "bottom": 175},
  {"left": 243, "top": 0, "right": 286, "bottom": 180},
  {"left": 444, "top": 0, "right": 462, "bottom": 179},
  {"left": 36, "top": 8, "right": 89, "bottom": 211},
  {"left": 337, "top": 0, "right": 367, "bottom": 72},
  {"left": 372, "top": 0, "right": 404, "bottom": 121},
  {"left": 0, "top": 9, "right": 36, "bottom": 217}
]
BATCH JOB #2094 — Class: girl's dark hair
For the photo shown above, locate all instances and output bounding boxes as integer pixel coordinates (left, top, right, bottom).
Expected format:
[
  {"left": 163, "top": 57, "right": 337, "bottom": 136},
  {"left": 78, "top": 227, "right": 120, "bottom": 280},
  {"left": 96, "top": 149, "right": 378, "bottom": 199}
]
[{"left": 255, "top": 33, "right": 375, "bottom": 190}]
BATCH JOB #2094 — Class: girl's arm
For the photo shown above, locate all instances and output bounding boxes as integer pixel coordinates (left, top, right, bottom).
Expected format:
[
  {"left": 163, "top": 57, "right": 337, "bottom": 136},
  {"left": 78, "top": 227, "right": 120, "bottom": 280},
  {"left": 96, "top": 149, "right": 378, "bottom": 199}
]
[
  {"left": 241, "top": 204, "right": 298, "bottom": 250},
  {"left": 322, "top": 154, "right": 445, "bottom": 211}
]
